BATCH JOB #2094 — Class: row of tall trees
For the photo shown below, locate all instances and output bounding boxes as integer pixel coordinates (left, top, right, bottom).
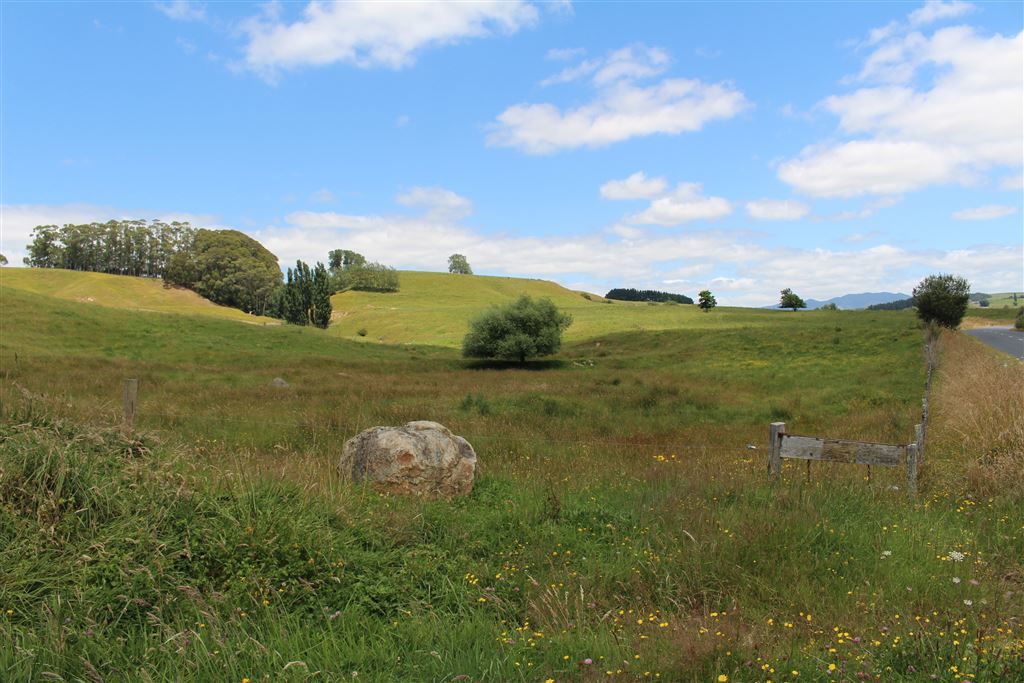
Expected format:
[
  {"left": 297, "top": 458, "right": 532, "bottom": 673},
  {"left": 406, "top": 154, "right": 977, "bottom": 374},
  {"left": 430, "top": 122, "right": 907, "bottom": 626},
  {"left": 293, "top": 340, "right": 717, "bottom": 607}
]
[
  {"left": 279, "top": 261, "right": 332, "bottom": 328},
  {"left": 25, "top": 220, "right": 196, "bottom": 277},
  {"left": 605, "top": 288, "right": 694, "bottom": 304}
]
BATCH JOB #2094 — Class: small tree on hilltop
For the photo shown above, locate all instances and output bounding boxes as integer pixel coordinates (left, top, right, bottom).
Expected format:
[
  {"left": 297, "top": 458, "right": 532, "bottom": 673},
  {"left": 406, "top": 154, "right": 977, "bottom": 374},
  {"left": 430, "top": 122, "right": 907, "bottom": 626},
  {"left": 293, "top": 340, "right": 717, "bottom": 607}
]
[
  {"left": 698, "top": 289, "right": 717, "bottom": 312},
  {"left": 463, "top": 295, "right": 572, "bottom": 363},
  {"left": 780, "top": 288, "right": 806, "bottom": 311},
  {"left": 913, "top": 274, "right": 970, "bottom": 329},
  {"left": 448, "top": 253, "right": 473, "bottom": 275}
]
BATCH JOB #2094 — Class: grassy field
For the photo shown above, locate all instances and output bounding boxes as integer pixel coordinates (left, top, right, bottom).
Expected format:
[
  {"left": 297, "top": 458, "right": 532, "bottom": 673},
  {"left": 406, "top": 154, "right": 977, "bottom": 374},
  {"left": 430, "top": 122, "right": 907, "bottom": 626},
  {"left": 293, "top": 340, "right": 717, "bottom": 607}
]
[
  {"left": 329, "top": 271, "right": 790, "bottom": 347},
  {"left": 1, "top": 272, "right": 1022, "bottom": 681},
  {"left": 970, "top": 292, "right": 1023, "bottom": 309},
  {"left": 0, "top": 267, "right": 278, "bottom": 324}
]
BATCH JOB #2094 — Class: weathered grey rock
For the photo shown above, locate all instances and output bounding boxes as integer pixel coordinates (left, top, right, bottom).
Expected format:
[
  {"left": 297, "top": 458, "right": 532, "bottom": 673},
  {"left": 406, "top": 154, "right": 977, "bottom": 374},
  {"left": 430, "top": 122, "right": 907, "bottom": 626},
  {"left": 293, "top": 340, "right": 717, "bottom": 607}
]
[
  {"left": 339, "top": 421, "right": 477, "bottom": 497},
  {"left": 269, "top": 377, "right": 289, "bottom": 388}
]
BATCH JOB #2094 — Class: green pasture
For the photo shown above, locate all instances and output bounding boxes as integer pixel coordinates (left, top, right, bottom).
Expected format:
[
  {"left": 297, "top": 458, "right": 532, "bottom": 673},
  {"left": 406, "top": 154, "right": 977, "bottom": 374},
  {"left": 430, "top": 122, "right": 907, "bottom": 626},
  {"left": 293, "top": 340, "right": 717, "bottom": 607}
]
[{"left": 1, "top": 270, "right": 1021, "bottom": 681}]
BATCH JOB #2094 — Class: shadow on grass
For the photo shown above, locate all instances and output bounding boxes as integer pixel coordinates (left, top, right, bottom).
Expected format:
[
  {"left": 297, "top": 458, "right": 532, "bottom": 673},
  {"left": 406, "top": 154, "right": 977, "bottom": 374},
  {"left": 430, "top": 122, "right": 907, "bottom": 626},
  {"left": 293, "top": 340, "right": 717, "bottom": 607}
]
[{"left": 463, "top": 359, "right": 567, "bottom": 371}]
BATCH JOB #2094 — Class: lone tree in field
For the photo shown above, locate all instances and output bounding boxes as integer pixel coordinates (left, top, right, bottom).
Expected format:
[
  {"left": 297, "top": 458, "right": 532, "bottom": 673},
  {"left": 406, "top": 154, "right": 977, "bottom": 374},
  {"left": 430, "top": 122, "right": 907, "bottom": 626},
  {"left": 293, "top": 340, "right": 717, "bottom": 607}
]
[
  {"left": 448, "top": 253, "right": 473, "bottom": 275},
  {"left": 780, "top": 288, "right": 806, "bottom": 311},
  {"left": 462, "top": 295, "right": 572, "bottom": 363},
  {"left": 0, "top": 254, "right": 7, "bottom": 266},
  {"left": 698, "top": 289, "right": 717, "bottom": 312},
  {"left": 913, "top": 274, "right": 970, "bottom": 329}
]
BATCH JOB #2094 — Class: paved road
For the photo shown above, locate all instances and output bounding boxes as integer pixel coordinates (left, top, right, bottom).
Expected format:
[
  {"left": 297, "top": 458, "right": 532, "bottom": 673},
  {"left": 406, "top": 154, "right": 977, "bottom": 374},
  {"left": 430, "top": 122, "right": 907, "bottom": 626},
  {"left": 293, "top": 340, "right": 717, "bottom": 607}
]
[{"left": 966, "top": 326, "right": 1024, "bottom": 360}]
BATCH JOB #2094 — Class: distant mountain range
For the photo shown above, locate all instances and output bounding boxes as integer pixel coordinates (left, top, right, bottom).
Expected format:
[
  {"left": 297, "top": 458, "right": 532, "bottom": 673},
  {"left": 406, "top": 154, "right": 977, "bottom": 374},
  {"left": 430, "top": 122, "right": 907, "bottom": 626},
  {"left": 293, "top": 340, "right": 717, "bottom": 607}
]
[{"left": 763, "top": 292, "right": 912, "bottom": 310}]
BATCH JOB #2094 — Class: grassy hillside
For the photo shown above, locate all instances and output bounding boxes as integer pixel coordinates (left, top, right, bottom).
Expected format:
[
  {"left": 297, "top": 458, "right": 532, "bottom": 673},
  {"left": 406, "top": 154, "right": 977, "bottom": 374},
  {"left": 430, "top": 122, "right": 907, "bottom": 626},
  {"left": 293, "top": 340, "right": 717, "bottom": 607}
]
[
  {"left": 332, "top": 271, "right": 821, "bottom": 347},
  {"left": 0, "top": 267, "right": 277, "bottom": 324},
  {"left": 3, "top": 280, "right": 1022, "bottom": 680},
  {"left": 971, "top": 292, "right": 1023, "bottom": 309}
]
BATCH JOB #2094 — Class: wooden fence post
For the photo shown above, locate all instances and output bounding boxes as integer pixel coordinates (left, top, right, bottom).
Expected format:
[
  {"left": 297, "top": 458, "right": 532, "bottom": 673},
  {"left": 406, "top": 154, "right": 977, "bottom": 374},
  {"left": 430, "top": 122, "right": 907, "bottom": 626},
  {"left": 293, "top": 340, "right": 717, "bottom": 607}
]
[
  {"left": 123, "top": 378, "right": 139, "bottom": 431},
  {"left": 768, "top": 422, "right": 785, "bottom": 480},
  {"left": 906, "top": 423, "right": 922, "bottom": 495}
]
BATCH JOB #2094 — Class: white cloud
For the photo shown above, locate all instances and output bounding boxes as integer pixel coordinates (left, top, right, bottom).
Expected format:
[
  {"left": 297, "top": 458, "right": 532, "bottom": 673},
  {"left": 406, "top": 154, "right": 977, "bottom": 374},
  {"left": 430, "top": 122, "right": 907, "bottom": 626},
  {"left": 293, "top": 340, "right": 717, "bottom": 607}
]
[
  {"left": 627, "top": 183, "right": 732, "bottom": 226},
  {"left": 241, "top": 1, "right": 538, "bottom": 79},
  {"left": 155, "top": 1, "right": 206, "bottom": 22},
  {"left": 395, "top": 186, "right": 473, "bottom": 220},
  {"left": 951, "top": 205, "right": 1018, "bottom": 220},
  {"left": 488, "top": 44, "right": 748, "bottom": 154},
  {"left": 600, "top": 172, "right": 667, "bottom": 200},
  {"left": 539, "top": 59, "right": 600, "bottom": 87},
  {"left": 780, "top": 23, "right": 1023, "bottom": 198},
  {"left": 909, "top": 1, "right": 974, "bottom": 27},
  {"left": 746, "top": 199, "right": 810, "bottom": 220},
  {"left": 5, "top": 194, "right": 1020, "bottom": 307}
]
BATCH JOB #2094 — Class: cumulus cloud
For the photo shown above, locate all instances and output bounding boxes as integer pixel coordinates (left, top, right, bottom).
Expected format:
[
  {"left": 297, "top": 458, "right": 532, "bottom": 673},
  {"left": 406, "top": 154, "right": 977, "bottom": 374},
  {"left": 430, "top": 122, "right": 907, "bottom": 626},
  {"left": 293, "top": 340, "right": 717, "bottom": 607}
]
[
  {"left": 599, "top": 172, "right": 667, "bottom": 200},
  {"left": 909, "top": 0, "right": 974, "bottom": 27},
  {"left": 746, "top": 199, "right": 810, "bottom": 220},
  {"left": 625, "top": 183, "right": 733, "bottom": 226},
  {"left": 779, "top": 16, "right": 1023, "bottom": 198},
  {"left": 488, "top": 44, "right": 748, "bottom": 154},
  {"left": 601, "top": 176, "right": 732, "bottom": 226},
  {"left": 240, "top": 1, "right": 538, "bottom": 79},
  {"left": 395, "top": 186, "right": 473, "bottom": 220},
  {"left": 951, "top": 205, "right": 1018, "bottom": 220}
]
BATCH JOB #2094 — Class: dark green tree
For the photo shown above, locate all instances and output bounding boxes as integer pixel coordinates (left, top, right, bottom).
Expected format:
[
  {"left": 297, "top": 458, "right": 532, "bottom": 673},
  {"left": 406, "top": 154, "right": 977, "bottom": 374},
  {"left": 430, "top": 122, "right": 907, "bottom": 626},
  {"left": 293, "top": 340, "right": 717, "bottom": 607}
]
[
  {"left": 448, "top": 253, "right": 473, "bottom": 275},
  {"left": 780, "top": 288, "right": 806, "bottom": 311},
  {"left": 282, "top": 266, "right": 307, "bottom": 325},
  {"left": 166, "top": 229, "right": 282, "bottom": 315},
  {"left": 913, "top": 274, "right": 970, "bottom": 329},
  {"left": 462, "top": 295, "right": 572, "bottom": 363},
  {"left": 311, "top": 262, "right": 333, "bottom": 329},
  {"left": 697, "top": 289, "right": 717, "bottom": 312},
  {"left": 0, "top": 254, "right": 7, "bottom": 266}
]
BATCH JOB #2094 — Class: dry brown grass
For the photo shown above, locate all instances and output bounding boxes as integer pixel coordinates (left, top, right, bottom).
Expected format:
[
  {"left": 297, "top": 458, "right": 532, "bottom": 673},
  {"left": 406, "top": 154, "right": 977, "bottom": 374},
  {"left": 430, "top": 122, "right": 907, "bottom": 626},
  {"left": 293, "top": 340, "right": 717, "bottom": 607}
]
[{"left": 927, "top": 329, "right": 1024, "bottom": 496}]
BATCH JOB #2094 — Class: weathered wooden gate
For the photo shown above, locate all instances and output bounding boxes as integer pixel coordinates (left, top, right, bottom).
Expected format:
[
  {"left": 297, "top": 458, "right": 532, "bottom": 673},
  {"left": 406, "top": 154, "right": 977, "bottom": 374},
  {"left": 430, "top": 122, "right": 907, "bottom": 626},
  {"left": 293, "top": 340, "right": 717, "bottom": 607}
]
[{"left": 768, "top": 422, "right": 921, "bottom": 494}]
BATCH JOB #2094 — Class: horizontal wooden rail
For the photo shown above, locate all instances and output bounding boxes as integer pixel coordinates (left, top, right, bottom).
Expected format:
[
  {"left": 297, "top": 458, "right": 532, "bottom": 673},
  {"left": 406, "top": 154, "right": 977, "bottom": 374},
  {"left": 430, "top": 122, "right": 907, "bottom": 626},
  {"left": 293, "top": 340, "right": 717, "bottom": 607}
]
[{"left": 768, "top": 421, "right": 920, "bottom": 494}]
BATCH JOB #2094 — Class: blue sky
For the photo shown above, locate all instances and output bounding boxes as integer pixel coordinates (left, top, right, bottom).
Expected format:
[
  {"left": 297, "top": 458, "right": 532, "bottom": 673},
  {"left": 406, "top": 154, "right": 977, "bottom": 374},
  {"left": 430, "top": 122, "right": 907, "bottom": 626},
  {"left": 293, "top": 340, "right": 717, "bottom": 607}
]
[{"left": 2, "top": 0, "right": 1021, "bottom": 305}]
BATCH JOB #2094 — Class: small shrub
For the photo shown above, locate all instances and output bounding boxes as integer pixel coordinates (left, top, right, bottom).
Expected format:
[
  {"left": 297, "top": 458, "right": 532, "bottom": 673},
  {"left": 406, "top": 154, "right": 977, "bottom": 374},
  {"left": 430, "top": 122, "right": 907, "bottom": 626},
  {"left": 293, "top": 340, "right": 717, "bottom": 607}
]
[{"left": 357, "top": 327, "right": 368, "bottom": 337}]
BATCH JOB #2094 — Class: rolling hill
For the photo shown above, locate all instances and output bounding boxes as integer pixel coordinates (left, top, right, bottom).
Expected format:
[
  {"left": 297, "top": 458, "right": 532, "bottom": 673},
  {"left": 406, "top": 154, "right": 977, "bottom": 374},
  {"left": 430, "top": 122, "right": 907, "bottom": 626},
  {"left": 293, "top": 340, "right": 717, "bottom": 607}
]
[
  {"left": 329, "top": 271, "right": 793, "bottom": 346},
  {"left": 0, "top": 268, "right": 278, "bottom": 324}
]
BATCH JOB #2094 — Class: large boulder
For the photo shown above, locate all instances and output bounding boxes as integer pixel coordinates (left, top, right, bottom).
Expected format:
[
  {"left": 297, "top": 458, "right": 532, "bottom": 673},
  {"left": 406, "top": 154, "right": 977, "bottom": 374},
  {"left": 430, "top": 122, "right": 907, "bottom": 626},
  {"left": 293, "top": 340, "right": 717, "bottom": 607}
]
[{"left": 339, "top": 421, "right": 477, "bottom": 498}]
